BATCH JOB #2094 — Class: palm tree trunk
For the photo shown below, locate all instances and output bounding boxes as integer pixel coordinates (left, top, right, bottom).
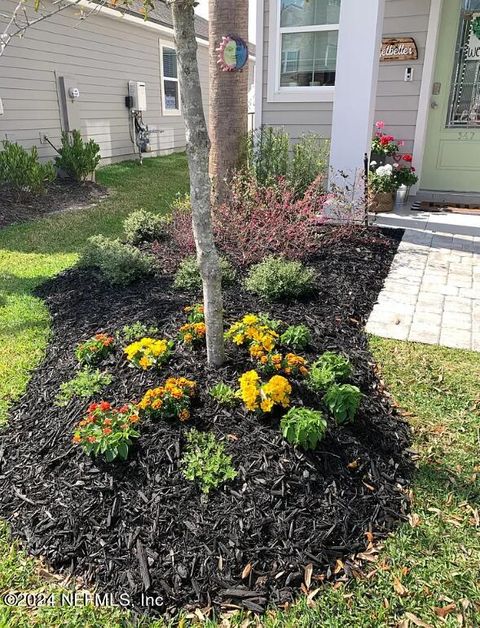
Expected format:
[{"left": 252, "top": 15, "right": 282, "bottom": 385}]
[
  {"left": 208, "top": 0, "right": 249, "bottom": 205},
  {"left": 168, "top": 0, "right": 225, "bottom": 366}
]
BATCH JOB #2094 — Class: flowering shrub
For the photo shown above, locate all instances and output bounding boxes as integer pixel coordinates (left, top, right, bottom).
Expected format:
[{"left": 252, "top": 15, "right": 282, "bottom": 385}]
[
  {"left": 255, "top": 352, "right": 309, "bottom": 378},
  {"left": 371, "top": 121, "right": 400, "bottom": 156},
  {"left": 394, "top": 156, "right": 419, "bottom": 187},
  {"left": 72, "top": 401, "right": 140, "bottom": 461},
  {"left": 75, "top": 333, "right": 114, "bottom": 366},
  {"left": 225, "top": 314, "right": 279, "bottom": 357},
  {"left": 138, "top": 377, "right": 197, "bottom": 422},
  {"left": 238, "top": 370, "right": 292, "bottom": 413},
  {"left": 124, "top": 337, "right": 173, "bottom": 371}
]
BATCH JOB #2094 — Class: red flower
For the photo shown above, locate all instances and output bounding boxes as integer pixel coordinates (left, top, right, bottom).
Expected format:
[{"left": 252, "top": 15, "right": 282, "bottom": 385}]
[
  {"left": 99, "top": 401, "right": 111, "bottom": 411},
  {"left": 118, "top": 404, "right": 130, "bottom": 414},
  {"left": 403, "top": 154, "right": 413, "bottom": 162},
  {"left": 88, "top": 402, "right": 99, "bottom": 413}
]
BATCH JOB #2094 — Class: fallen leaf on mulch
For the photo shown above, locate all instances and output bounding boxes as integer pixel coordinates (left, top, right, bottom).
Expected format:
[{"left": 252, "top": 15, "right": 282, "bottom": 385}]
[
  {"left": 407, "top": 513, "right": 421, "bottom": 527},
  {"left": 241, "top": 563, "right": 253, "bottom": 580},
  {"left": 304, "top": 563, "right": 313, "bottom": 589}
]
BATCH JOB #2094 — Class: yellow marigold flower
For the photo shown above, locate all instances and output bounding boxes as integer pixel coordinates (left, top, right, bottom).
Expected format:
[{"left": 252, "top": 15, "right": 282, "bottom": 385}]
[
  {"left": 260, "top": 398, "right": 274, "bottom": 413},
  {"left": 243, "top": 314, "right": 259, "bottom": 326},
  {"left": 151, "top": 399, "right": 163, "bottom": 410},
  {"left": 139, "top": 356, "right": 150, "bottom": 370},
  {"left": 233, "top": 334, "right": 245, "bottom": 345}
]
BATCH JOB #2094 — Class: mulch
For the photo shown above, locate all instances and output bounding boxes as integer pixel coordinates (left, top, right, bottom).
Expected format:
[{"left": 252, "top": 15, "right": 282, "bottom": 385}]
[
  {"left": 0, "top": 179, "right": 108, "bottom": 228},
  {"left": 0, "top": 227, "right": 412, "bottom": 619}
]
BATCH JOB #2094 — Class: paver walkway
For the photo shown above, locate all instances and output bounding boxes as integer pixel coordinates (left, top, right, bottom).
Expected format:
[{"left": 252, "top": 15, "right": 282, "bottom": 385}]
[{"left": 367, "top": 229, "right": 480, "bottom": 351}]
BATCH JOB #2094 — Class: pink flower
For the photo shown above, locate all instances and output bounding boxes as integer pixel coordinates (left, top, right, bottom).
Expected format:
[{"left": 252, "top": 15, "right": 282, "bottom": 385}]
[
  {"left": 375, "top": 121, "right": 385, "bottom": 130},
  {"left": 398, "top": 140, "right": 406, "bottom": 147}
]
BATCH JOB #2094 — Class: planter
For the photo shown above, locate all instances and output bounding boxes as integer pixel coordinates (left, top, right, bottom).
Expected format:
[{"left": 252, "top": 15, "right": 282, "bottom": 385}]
[
  {"left": 395, "top": 184, "right": 410, "bottom": 208},
  {"left": 368, "top": 191, "right": 395, "bottom": 213}
]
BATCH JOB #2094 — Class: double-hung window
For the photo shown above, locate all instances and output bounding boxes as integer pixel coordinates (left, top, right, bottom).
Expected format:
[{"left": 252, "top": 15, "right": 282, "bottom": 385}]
[
  {"left": 161, "top": 45, "right": 180, "bottom": 115},
  {"left": 268, "top": 0, "right": 341, "bottom": 102}
]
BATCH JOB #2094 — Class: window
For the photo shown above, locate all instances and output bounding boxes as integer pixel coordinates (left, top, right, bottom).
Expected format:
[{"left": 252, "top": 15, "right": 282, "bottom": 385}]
[
  {"left": 268, "top": 0, "right": 341, "bottom": 102},
  {"left": 447, "top": 0, "right": 480, "bottom": 127},
  {"left": 161, "top": 45, "right": 180, "bottom": 115}
]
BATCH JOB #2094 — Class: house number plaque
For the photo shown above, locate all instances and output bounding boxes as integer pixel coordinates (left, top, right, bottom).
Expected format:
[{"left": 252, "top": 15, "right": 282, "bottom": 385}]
[{"left": 380, "top": 37, "right": 418, "bottom": 62}]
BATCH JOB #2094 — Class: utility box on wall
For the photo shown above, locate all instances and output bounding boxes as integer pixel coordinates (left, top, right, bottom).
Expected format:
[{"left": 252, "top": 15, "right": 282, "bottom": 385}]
[
  {"left": 128, "top": 81, "right": 147, "bottom": 112},
  {"left": 57, "top": 75, "right": 81, "bottom": 132}
]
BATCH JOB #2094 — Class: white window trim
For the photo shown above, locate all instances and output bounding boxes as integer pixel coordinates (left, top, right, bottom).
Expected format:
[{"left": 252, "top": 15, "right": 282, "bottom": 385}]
[
  {"left": 267, "top": 0, "right": 338, "bottom": 103},
  {"left": 159, "top": 41, "right": 181, "bottom": 117}
]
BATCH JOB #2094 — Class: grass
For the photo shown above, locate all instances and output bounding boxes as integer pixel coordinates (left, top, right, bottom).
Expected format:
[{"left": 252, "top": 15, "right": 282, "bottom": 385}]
[
  {"left": 0, "top": 153, "right": 189, "bottom": 425},
  {"left": 0, "top": 158, "right": 479, "bottom": 625}
]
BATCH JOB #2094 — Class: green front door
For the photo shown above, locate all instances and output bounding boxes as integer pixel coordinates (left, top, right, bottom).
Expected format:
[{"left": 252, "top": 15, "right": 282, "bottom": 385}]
[{"left": 422, "top": 0, "right": 480, "bottom": 192}]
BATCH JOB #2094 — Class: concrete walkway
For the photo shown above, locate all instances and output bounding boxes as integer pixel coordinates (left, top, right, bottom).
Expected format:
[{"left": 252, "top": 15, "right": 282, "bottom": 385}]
[{"left": 367, "top": 226, "right": 480, "bottom": 351}]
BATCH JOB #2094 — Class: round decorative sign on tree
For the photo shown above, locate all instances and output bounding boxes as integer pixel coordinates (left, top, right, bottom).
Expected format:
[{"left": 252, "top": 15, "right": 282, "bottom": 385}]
[{"left": 216, "top": 35, "right": 249, "bottom": 72}]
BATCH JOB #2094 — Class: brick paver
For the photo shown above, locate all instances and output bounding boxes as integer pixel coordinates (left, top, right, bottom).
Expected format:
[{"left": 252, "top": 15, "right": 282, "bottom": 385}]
[{"left": 367, "top": 229, "right": 480, "bottom": 350}]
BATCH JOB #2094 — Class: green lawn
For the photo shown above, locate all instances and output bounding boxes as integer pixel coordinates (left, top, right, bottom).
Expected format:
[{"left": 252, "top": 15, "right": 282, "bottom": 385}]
[
  {"left": 0, "top": 153, "right": 189, "bottom": 425},
  {"left": 0, "top": 157, "right": 479, "bottom": 626}
]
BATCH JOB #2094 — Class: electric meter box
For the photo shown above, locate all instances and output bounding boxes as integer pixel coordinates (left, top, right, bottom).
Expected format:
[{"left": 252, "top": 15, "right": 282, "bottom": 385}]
[{"left": 128, "top": 81, "right": 147, "bottom": 112}]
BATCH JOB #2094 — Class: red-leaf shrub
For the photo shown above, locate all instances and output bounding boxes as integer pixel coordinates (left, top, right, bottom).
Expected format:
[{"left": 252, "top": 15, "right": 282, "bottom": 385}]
[
  {"left": 213, "top": 172, "right": 327, "bottom": 266},
  {"left": 152, "top": 205, "right": 196, "bottom": 273}
]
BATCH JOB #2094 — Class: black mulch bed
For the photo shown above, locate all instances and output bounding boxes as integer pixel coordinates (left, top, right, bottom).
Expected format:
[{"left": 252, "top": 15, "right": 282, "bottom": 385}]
[
  {"left": 0, "top": 227, "right": 413, "bottom": 618},
  {"left": 0, "top": 180, "right": 108, "bottom": 228}
]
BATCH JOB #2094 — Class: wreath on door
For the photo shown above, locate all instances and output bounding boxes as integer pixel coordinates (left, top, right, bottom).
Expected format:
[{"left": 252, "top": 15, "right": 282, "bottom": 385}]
[{"left": 472, "top": 15, "right": 480, "bottom": 40}]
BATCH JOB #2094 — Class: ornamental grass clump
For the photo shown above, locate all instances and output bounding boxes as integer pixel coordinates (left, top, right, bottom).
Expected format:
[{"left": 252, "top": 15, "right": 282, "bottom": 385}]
[
  {"left": 124, "top": 337, "right": 173, "bottom": 371},
  {"left": 238, "top": 370, "right": 292, "bottom": 414},
  {"left": 138, "top": 377, "right": 197, "bottom": 422},
  {"left": 245, "top": 256, "right": 315, "bottom": 301},
  {"left": 280, "top": 407, "right": 327, "bottom": 450},
  {"left": 75, "top": 333, "right": 114, "bottom": 366},
  {"left": 72, "top": 401, "right": 140, "bottom": 462},
  {"left": 324, "top": 384, "right": 362, "bottom": 425},
  {"left": 182, "top": 429, "right": 237, "bottom": 494}
]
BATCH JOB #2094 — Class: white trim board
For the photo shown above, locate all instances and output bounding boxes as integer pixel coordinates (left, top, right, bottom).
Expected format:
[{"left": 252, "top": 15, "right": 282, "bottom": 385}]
[
  {"left": 254, "top": 0, "right": 264, "bottom": 129},
  {"left": 266, "top": 0, "right": 337, "bottom": 103},
  {"left": 411, "top": 0, "right": 444, "bottom": 195}
]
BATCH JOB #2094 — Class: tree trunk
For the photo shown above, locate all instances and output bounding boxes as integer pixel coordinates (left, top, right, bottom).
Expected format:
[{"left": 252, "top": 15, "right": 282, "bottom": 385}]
[
  {"left": 208, "top": 0, "right": 249, "bottom": 205},
  {"left": 168, "top": 0, "right": 225, "bottom": 366}
]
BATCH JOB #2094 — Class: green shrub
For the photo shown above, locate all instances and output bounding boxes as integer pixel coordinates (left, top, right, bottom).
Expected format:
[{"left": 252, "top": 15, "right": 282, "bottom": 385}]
[
  {"left": 116, "top": 321, "right": 160, "bottom": 343},
  {"left": 280, "top": 324, "right": 311, "bottom": 351},
  {"left": 245, "top": 256, "right": 315, "bottom": 301},
  {"left": 246, "top": 127, "right": 329, "bottom": 199},
  {"left": 0, "top": 140, "right": 55, "bottom": 198},
  {"left": 55, "top": 367, "right": 112, "bottom": 407},
  {"left": 174, "top": 255, "right": 236, "bottom": 291},
  {"left": 170, "top": 192, "right": 191, "bottom": 213},
  {"left": 209, "top": 382, "right": 237, "bottom": 406},
  {"left": 79, "top": 235, "right": 155, "bottom": 285},
  {"left": 123, "top": 209, "right": 170, "bottom": 245},
  {"left": 307, "top": 351, "right": 352, "bottom": 393},
  {"left": 280, "top": 407, "right": 327, "bottom": 450},
  {"left": 182, "top": 429, "right": 237, "bottom": 494},
  {"left": 324, "top": 384, "right": 362, "bottom": 425},
  {"left": 55, "top": 130, "right": 101, "bottom": 181}
]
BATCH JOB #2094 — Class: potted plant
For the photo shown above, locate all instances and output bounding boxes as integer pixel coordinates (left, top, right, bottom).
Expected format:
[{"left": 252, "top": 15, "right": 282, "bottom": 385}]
[
  {"left": 371, "top": 121, "right": 400, "bottom": 165},
  {"left": 368, "top": 163, "right": 397, "bottom": 213},
  {"left": 393, "top": 155, "right": 419, "bottom": 206}
]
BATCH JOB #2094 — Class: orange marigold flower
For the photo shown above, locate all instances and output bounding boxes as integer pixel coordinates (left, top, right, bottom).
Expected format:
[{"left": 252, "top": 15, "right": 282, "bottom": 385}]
[
  {"left": 72, "top": 434, "right": 82, "bottom": 444},
  {"left": 78, "top": 420, "right": 87, "bottom": 428},
  {"left": 103, "top": 418, "right": 113, "bottom": 426},
  {"left": 102, "top": 427, "right": 113, "bottom": 435},
  {"left": 87, "top": 436, "right": 97, "bottom": 444},
  {"left": 129, "top": 414, "right": 140, "bottom": 424}
]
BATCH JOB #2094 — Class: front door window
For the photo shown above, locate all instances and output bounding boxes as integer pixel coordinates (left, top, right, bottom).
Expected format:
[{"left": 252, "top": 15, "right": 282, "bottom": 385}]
[{"left": 448, "top": 0, "right": 480, "bottom": 126}]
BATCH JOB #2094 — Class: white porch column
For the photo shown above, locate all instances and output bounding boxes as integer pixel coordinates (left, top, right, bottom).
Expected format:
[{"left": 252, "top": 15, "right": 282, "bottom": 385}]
[{"left": 329, "top": 0, "right": 386, "bottom": 189}]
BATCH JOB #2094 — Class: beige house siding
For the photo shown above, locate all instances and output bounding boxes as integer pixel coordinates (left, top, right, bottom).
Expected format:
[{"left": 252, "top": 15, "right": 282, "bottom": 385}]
[
  {"left": 374, "top": 0, "right": 431, "bottom": 155},
  {"left": 0, "top": 0, "right": 210, "bottom": 163},
  {"left": 260, "top": 0, "right": 431, "bottom": 151},
  {"left": 261, "top": 1, "right": 333, "bottom": 139}
]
